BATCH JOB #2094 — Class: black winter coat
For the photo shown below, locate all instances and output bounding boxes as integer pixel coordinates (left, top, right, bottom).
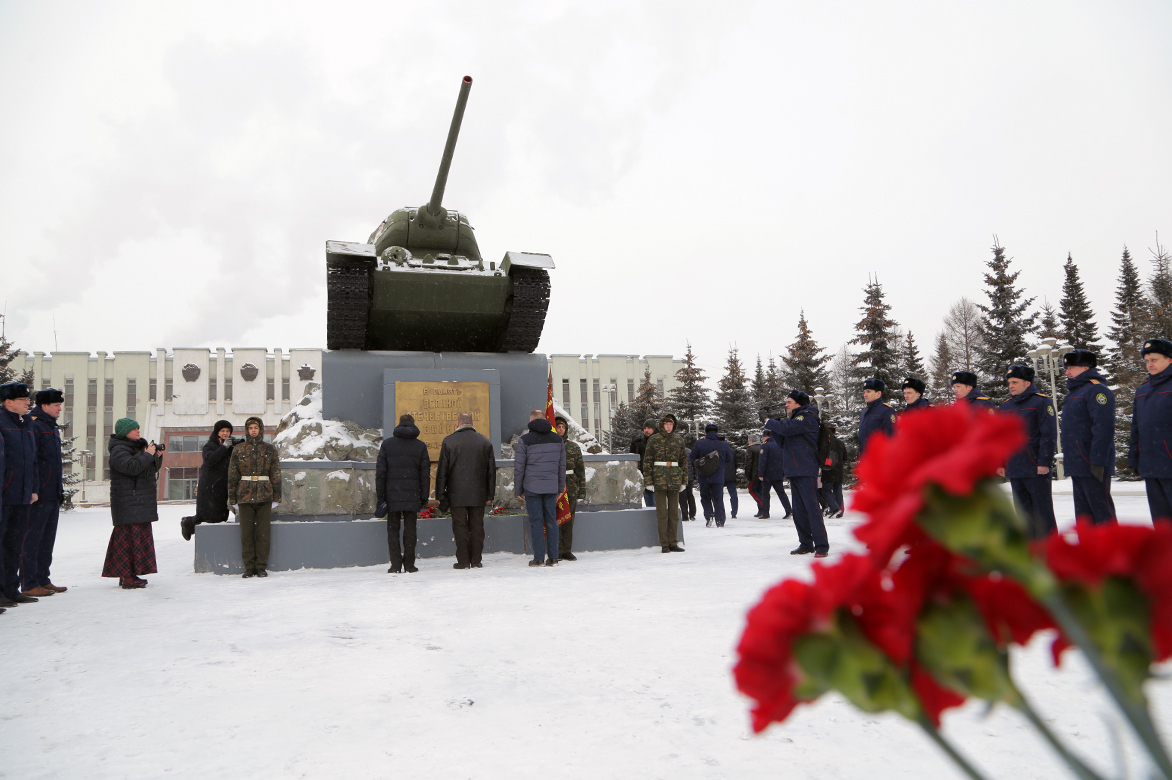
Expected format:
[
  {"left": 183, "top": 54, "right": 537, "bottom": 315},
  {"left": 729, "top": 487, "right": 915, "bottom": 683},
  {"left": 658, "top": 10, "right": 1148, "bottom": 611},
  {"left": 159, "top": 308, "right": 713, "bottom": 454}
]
[
  {"left": 375, "top": 424, "right": 431, "bottom": 513},
  {"left": 0, "top": 406, "right": 37, "bottom": 505},
  {"left": 108, "top": 435, "right": 162, "bottom": 526},
  {"left": 435, "top": 425, "right": 497, "bottom": 507},
  {"left": 29, "top": 405, "right": 64, "bottom": 503},
  {"left": 196, "top": 435, "right": 235, "bottom": 523},
  {"left": 820, "top": 437, "right": 847, "bottom": 482}
]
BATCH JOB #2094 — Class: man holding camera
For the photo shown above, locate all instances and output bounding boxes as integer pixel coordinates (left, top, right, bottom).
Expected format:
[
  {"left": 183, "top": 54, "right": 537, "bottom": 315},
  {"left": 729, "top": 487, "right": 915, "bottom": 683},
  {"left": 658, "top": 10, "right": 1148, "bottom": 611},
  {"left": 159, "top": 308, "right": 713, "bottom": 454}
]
[
  {"left": 764, "top": 390, "right": 829, "bottom": 558},
  {"left": 227, "top": 416, "right": 281, "bottom": 578}
]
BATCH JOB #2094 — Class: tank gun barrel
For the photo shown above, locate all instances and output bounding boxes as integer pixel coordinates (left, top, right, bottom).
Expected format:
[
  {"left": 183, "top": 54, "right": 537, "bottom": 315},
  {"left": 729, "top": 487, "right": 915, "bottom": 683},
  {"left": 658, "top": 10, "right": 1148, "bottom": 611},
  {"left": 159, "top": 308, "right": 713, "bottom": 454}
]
[{"left": 427, "top": 75, "right": 473, "bottom": 217}]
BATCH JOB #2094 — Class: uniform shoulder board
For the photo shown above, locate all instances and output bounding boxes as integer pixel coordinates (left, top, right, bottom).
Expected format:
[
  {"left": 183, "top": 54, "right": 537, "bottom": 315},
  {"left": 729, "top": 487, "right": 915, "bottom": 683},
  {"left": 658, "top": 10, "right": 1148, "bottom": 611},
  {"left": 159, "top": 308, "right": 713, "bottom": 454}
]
[
  {"left": 1036, "top": 393, "right": 1048, "bottom": 398},
  {"left": 976, "top": 396, "right": 990, "bottom": 401},
  {"left": 883, "top": 403, "right": 893, "bottom": 408},
  {"left": 1089, "top": 379, "right": 1101, "bottom": 384}
]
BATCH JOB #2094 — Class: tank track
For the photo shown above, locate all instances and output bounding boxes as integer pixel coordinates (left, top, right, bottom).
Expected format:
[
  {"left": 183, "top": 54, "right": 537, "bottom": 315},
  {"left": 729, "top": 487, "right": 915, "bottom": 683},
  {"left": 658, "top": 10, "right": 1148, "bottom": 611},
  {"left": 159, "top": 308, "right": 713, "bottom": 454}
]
[
  {"left": 326, "top": 258, "right": 373, "bottom": 350},
  {"left": 500, "top": 267, "right": 551, "bottom": 352}
]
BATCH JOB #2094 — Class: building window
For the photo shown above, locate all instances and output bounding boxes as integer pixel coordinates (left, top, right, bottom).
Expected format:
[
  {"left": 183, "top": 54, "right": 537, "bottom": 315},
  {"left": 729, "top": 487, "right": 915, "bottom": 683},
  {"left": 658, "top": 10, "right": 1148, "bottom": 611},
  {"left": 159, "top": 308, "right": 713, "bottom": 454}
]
[
  {"left": 104, "top": 379, "right": 114, "bottom": 436},
  {"left": 208, "top": 360, "right": 217, "bottom": 401},
  {"left": 593, "top": 379, "right": 601, "bottom": 424},
  {"left": 627, "top": 379, "right": 635, "bottom": 402},
  {"left": 167, "top": 467, "right": 199, "bottom": 500},
  {"left": 126, "top": 378, "right": 137, "bottom": 419},
  {"left": 164, "top": 360, "right": 173, "bottom": 401},
  {"left": 281, "top": 358, "right": 290, "bottom": 401},
  {"left": 87, "top": 379, "right": 97, "bottom": 446},
  {"left": 580, "top": 378, "right": 589, "bottom": 425},
  {"left": 224, "top": 360, "right": 233, "bottom": 401},
  {"left": 561, "top": 378, "right": 570, "bottom": 406},
  {"left": 266, "top": 357, "right": 275, "bottom": 401},
  {"left": 149, "top": 359, "right": 157, "bottom": 402},
  {"left": 166, "top": 434, "right": 204, "bottom": 452},
  {"left": 657, "top": 379, "right": 664, "bottom": 394},
  {"left": 63, "top": 378, "right": 74, "bottom": 439}
]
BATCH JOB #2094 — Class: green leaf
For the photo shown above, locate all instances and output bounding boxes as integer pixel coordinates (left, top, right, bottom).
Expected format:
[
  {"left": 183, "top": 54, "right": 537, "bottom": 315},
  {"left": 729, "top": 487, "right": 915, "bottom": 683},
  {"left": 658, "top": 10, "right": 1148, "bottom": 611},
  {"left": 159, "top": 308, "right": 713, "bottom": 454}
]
[
  {"left": 1060, "top": 577, "right": 1153, "bottom": 705},
  {"left": 915, "top": 596, "right": 1018, "bottom": 705}
]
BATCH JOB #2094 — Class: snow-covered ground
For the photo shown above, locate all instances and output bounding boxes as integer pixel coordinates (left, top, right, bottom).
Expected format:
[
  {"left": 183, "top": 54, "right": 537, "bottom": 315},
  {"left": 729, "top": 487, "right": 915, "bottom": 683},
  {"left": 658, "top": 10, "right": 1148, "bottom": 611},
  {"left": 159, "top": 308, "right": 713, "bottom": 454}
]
[{"left": 3, "top": 490, "right": 1170, "bottom": 779}]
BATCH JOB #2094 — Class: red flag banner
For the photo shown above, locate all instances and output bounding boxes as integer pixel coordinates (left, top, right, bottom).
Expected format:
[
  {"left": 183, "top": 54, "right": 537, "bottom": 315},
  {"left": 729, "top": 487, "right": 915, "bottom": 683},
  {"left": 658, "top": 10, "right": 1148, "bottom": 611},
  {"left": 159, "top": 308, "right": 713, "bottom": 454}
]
[{"left": 547, "top": 371, "right": 573, "bottom": 527}]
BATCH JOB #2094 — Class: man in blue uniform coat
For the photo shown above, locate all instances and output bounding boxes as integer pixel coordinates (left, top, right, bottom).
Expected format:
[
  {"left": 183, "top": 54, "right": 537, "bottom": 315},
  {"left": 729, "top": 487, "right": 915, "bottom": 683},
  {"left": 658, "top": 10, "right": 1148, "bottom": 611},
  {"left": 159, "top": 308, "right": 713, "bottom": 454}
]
[
  {"left": 690, "top": 423, "right": 732, "bottom": 527},
  {"left": 1061, "top": 350, "right": 1116, "bottom": 524},
  {"left": 756, "top": 431, "right": 792, "bottom": 520},
  {"left": 858, "top": 378, "right": 895, "bottom": 457},
  {"left": 764, "top": 390, "right": 829, "bottom": 558},
  {"left": 998, "top": 365, "right": 1057, "bottom": 538},
  {"left": 1129, "top": 338, "right": 1172, "bottom": 523},
  {"left": 901, "top": 376, "right": 933, "bottom": 414},
  {"left": 0, "top": 382, "right": 40, "bottom": 607},
  {"left": 24, "top": 388, "right": 68, "bottom": 596},
  {"left": 951, "top": 370, "right": 997, "bottom": 412}
]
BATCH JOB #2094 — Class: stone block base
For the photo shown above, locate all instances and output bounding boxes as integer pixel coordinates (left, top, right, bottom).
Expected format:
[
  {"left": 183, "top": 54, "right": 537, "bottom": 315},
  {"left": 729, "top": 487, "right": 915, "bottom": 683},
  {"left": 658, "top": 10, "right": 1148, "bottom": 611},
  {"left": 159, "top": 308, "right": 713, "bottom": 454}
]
[{"left": 193, "top": 508, "right": 676, "bottom": 574}]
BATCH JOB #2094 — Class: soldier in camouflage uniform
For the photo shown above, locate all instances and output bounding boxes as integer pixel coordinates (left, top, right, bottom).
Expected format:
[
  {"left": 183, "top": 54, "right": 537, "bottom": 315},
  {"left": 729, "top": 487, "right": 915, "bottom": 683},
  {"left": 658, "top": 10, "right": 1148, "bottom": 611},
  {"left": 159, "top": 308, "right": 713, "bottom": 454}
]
[
  {"left": 555, "top": 414, "right": 586, "bottom": 561},
  {"left": 642, "top": 412, "right": 687, "bottom": 553},
  {"left": 227, "top": 416, "right": 282, "bottom": 578}
]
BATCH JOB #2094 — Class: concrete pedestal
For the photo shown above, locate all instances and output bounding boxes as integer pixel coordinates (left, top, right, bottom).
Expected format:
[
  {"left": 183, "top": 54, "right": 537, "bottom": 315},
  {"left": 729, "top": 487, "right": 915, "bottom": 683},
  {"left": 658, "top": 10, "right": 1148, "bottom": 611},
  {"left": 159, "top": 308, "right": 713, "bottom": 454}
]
[{"left": 193, "top": 508, "right": 678, "bottom": 574}]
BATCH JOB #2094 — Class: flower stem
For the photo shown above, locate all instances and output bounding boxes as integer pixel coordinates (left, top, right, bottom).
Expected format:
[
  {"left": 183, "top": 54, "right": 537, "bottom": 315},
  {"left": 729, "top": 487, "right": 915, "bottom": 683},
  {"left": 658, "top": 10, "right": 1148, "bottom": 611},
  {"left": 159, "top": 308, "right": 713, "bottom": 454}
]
[
  {"left": 1015, "top": 694, "right": 1108, "bottom": 780},
  {"left": 917, "top": 717, "right": 993, "bottom": 780},
  {"left": 1041, "top": 591, "right": 1172, "bottom": 780}
]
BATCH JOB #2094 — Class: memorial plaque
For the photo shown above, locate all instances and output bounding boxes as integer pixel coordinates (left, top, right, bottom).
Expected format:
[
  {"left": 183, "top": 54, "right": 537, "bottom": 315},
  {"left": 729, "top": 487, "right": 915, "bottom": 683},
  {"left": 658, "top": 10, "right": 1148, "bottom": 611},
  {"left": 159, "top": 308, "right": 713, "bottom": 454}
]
[{"left": 395, "top": 381, "right": 491, "bottom": 462}]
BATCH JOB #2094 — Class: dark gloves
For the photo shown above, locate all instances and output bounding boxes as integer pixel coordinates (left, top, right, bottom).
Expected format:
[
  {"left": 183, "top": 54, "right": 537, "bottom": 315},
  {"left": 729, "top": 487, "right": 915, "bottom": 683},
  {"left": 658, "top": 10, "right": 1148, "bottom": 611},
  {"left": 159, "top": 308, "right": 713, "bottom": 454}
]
[
  {"left": 437, "top": 499, "right": 450, "bottom": 515},
  {"left": 1090, "top": 464, "right": 1105, "bottom": 482}
]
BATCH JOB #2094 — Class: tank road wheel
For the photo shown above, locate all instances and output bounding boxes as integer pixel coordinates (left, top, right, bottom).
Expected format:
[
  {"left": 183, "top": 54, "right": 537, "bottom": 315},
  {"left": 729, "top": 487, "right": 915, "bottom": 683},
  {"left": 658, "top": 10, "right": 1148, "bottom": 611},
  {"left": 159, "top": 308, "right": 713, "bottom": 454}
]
[
  {"left": 326, "top": 258, "right": 373, "bottom": 350},
  {"left": 500, "top": 267, "right": 551, "bottom": 353}
]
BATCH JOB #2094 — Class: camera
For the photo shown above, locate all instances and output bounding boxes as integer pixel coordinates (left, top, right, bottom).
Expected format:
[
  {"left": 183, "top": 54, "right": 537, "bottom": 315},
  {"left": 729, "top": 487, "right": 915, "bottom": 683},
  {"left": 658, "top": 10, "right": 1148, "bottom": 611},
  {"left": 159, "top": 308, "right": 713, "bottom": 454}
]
[
  {"left": 229, "top": 436, "right": 244, "bottom": 446},
  {"left": 758, "top": 402, "right": 785, "bottom": 423},
  {"left": 152, "top": 441, "right": 166, "bottom": 452}
]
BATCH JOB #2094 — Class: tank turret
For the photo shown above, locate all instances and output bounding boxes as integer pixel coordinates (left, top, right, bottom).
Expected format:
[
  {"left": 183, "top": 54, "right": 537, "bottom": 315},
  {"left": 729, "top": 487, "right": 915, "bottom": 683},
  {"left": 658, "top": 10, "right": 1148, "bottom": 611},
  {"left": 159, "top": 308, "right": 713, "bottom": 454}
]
[{"left": 326, "top": 76, "right": 552, "bottom": 353}]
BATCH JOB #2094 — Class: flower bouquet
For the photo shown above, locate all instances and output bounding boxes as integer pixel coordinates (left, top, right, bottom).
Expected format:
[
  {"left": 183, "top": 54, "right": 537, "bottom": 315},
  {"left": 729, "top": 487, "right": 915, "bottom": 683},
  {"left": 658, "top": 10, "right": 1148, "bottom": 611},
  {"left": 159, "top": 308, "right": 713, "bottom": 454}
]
[{"left": 734, "top": 404, "right": 1172, "bottom": 780}]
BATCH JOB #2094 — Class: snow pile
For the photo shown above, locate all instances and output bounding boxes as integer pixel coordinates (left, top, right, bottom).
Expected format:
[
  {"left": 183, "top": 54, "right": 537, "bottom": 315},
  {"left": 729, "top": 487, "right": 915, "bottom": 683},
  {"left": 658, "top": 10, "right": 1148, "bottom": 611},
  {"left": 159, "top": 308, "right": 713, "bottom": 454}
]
[
  {"left": 272, "top": 383, "right": 382, "bottom": 462},
  {"left": 551, "top": 398, "right": 606, "bottom": 454}
]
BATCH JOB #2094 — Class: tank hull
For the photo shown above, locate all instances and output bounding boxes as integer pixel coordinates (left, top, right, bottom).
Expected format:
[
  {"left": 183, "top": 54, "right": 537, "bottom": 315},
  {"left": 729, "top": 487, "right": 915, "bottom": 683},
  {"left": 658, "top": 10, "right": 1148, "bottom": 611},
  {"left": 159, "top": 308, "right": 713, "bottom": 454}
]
[{"left": 367, "top": 271, "right": 512, "bottom": 352}]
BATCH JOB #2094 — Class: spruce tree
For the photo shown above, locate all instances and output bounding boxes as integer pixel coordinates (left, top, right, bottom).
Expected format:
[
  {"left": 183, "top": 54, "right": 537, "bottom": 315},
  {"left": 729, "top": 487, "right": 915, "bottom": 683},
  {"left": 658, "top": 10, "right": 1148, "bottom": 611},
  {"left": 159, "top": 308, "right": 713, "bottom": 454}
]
[
  {"left": 764, "top": 355, "right": 785, "bottom": 409},
  {"left": 1106, "top": 246, "right": 1151, "bottom": 394},
  {"left": 782, "top": 311, "right": 832, "bottom": 393},
  {"left": 59, "top": 431, "right": 81, "bottom": 509},
  {"left": 668, "top": 342, "right": 710, "bottom": 432},
  {"left": 750, "top": 355, "right": 768, "bottom": 409},
  {"left": 928, "top": 332, "right": 953, "bottom": 399},
  {"left": 900, "top": 331, "right": 926, "bottom": 380},
  {"left": 975, "top": 239, "right": 1036, "bottom": 401},
  {"left": 629, "top": 366, "right": 665, "bottom": 430},
  {"left": 0, "top": 315, "right": 34, "bottom": 385},
  {"left": 1058, "top": 253, "right": 1103, "bottom": 352},
  {"left": 1037, "top": 299, "right": 1061, "bottom": 340},
  {"left": 1148, "top": 235, "right": 1172, "bottom": 340},
  {"left": 849, "top": 276, "right": 900, "bottom": 388},
  {"left": 713, "top": 347, "right": 756, "bottom": 444}
]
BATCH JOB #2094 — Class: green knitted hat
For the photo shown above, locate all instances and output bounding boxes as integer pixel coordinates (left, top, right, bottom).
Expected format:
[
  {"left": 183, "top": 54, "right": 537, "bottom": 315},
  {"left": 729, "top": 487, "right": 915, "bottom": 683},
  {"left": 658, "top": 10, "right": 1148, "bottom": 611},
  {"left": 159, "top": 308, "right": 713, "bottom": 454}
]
[{"left": 114, "top": 418, "right": 140, "bottom": 438}]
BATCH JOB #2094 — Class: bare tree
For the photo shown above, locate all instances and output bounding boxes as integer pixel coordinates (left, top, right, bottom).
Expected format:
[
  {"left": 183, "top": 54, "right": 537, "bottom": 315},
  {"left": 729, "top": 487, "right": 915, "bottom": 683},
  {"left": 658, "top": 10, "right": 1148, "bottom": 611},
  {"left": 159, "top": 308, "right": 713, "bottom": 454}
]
[
  {"left": 942, "top": 297, "right": 983, "bottom": 374},
  {"left": 828, "top": 344, "right": 860, "bottom": 414}
]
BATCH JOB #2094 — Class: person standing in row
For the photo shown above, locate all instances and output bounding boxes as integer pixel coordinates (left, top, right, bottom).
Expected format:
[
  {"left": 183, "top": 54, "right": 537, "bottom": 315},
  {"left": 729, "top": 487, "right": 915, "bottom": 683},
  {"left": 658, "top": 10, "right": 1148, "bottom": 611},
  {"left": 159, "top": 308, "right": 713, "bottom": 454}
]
[
  {"left": 691, "top": 423, "right": 731, "bottom": 528},
  {"left": 717, "top": 434, "right": 739, "bottom": 519},
  {"left": 631, "top": 419, "right": 657, "bottom": 508},
  {"left": 858, "top": 378, "right": 895, "bottom": 457},
  {"left": 23, "top": 388, "right": 68, "bottom": 597},
  {"left": 818, "top": 423, "right": 847, "bottom": 519},
  {"left": 901, "top": 376, "right": 933, "bottom": 413},
  {"left": 515, "top": 409, "right": 565, "bottom": 567},
  {"left": 746, "top": 433, "right": 765, "bottom": 518},
  {"left": 102, "top": 418, "right": 160, "bottom": 590},
  {"left": 756, "top": 431, "right": 792, "bottom": 520},
  {"left": 1130, "top": 339, "right": 1172, "bottom": 523},
  {"left": 0, "top": 382, "right": 39, "bottom": 607},
  {"left": 998, "top": 365, "right": 1057, "bottom": 539},
  {"left": 643, "top": 412, "right": 687, "bottom": 552},
  {"left": 554, "top": 414, "right": 586, "bottom": 561},
  {"left": 951, "top": 371, "right": 997, "bottom": 412},
  {"left": 376, "top": 413, "right": 430, "bottom": 573},
  {"left": 181, "top": 420, "right": 237, "bottom": 541},
  {"left": 1060, "top": 350, "right": 1116, "bottom": 524},
  {"left": 765, "top": 390, "right": 829, "bottom": 558},
  {"left": 228, "top": 416, "right": 282, "bottom": 578},
  {"left": 677, "top": 422, "right": 698, "bottom": 523},
  {"left": 436, "top": 413, "right": 497, "bottom": 569}
]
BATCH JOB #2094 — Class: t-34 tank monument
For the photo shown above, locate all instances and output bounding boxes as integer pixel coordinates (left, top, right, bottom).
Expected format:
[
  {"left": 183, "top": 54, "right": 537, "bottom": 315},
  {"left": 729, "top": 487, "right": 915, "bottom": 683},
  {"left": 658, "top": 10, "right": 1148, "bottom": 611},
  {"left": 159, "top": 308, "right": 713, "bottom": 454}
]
[{"left": 192, "top": 77, "right": 667, "bottom": 574}]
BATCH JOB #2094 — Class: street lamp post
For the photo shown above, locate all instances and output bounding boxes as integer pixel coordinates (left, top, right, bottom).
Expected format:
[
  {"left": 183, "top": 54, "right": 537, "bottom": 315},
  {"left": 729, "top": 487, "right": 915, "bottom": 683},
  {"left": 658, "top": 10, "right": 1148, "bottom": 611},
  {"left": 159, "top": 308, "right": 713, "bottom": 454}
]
[
  {"left": 812, "top": 386, "right": 828, "bottom": 413},
  {"left": 1026, "top": 338, "right": 1074, "bottom": 479},
  {"left": 79, "top": 449, "right": 91, "bottom": 502}
]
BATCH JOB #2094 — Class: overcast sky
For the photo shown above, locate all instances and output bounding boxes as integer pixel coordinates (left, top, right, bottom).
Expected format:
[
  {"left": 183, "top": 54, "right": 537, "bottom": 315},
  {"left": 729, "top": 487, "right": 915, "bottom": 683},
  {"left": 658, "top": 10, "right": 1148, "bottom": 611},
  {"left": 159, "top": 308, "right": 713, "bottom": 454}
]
[{"left": 2, "top": 1, "right": 1170, "bottom": 382}]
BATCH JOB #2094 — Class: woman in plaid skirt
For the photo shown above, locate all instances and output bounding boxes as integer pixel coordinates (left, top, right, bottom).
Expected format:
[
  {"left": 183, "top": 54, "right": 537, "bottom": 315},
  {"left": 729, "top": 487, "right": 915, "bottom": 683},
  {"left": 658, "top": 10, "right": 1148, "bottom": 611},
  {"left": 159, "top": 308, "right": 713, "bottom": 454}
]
[{"left": 103, "top": 419, "right": 162, "bottom": 589}]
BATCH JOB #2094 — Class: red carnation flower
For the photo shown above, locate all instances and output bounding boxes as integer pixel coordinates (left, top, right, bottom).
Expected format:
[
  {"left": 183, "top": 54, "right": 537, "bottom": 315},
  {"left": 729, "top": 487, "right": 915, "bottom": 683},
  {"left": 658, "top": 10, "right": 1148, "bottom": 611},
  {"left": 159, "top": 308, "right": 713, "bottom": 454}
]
[
  {"left": 910, "top": 664, "right": 967, "bottom": 727},
  {"left": 734, "top": 579, "right": 818, "bottom": 732},
  {"left": 1045, "top": 522, "right": 1172, "bottom": 660},
  {"left": 852, "top": 404, "right": 1026, "bottom": 565}
]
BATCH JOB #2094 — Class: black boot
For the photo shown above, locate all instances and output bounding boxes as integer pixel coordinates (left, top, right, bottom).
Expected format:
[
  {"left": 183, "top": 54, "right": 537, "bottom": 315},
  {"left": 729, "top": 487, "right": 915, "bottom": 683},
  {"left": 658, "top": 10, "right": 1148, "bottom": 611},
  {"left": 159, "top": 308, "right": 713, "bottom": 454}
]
[
  {"left": 242, "top": 569, "right": 256, "bottom": 578},
  {"left": 668, "top": 544, "right": 685, "bottom": 552},
  {"left": 814, "top": 548, "right": 830, "bottom": 558},
  {"left": 180, "top": 516, "right": 196, "bottom": 541},
  {"left": 661, "top": 546, "right": 671, "bottom": 553},
  {"left": 790, "top": 546, "right": 815, "bottom": 555},
  {"left": 256, "top": 569, "right": 268, "bottom": 578}
]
